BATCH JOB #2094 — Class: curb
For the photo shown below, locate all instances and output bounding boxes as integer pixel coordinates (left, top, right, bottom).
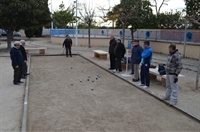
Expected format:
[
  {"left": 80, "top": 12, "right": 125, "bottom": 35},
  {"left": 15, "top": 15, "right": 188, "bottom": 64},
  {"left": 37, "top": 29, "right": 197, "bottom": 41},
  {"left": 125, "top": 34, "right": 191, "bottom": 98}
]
[{"left": 21, "top": 55, "right": 31, "bottom": 132}]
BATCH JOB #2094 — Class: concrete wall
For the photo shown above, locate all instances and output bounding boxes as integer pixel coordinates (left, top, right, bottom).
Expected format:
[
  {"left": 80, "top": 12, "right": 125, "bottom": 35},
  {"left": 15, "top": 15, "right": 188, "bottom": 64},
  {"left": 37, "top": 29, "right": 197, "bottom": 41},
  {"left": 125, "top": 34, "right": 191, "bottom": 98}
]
[{"left": 51, "top": 36, "right": 200, "bottom": 59}]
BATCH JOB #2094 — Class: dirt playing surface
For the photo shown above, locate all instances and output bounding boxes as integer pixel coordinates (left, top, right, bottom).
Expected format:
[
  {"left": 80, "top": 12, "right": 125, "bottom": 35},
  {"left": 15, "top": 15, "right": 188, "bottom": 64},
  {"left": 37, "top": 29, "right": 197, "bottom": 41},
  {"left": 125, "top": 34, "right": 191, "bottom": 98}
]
[{"left": 27, "top": 56, "right": 199, "bottom": 131}]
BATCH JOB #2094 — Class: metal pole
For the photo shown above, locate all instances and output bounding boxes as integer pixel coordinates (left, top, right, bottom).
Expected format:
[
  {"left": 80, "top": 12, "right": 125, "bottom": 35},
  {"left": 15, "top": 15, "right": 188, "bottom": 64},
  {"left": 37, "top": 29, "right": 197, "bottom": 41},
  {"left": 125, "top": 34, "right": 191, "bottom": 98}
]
[
  {"left": 50, "top": 0, "right": 53, "bottom": 36},
  {"left": 195, "top": 53, "right": 200, "bottom": 90},
  {"left": 75, "top": 0, "right": 78, "bottom": 46},
  {"left": 183, "top": 20, "right": 187, "bottom": 58}
]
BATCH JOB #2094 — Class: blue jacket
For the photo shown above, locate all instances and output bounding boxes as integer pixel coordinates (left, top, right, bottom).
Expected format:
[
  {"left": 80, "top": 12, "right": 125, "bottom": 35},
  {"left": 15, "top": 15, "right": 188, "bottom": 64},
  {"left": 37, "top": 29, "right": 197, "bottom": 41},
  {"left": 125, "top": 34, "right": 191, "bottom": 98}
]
[
  {"left": 142, "top": 46, "right": 153, "bottom": 64},
  {"left": 10, "top": 47, "right": 23, "bottom": 67},
  {"left": 131, "top": 44, "right": 143, "bottom": 64}
]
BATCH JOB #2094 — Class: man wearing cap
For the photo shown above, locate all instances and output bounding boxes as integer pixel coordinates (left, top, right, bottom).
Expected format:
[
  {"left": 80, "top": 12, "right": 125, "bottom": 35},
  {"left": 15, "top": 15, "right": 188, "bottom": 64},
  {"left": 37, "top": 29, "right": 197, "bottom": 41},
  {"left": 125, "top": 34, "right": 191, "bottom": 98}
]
[
  {"left": 113, "top": 38, "right": 126, "bottom": 73},
  {"left": 139, "top": 41, "right": 153, "bottom": 88},
  {"left": 10, "top": 41, "right": 24, "bottom": 85},
  {"left": 131, "top": 39, "right": 143, "bottom": 81},
  {"left": 63, "top": 35, "right": 73, "bottom": 57},
  {"left": 19, "top": 40, "right": 29, "bottom": 78}
]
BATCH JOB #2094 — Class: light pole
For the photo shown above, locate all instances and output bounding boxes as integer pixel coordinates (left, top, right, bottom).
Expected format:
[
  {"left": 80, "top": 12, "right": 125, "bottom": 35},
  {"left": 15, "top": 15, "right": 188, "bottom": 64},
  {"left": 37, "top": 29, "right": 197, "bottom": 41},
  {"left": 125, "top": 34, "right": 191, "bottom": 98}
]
[
  {"left": 75, "top": 0, "right": 78, "bottom": 46},
  {"left": 51, "top": 0, "right": 53, "bottom": 35}
]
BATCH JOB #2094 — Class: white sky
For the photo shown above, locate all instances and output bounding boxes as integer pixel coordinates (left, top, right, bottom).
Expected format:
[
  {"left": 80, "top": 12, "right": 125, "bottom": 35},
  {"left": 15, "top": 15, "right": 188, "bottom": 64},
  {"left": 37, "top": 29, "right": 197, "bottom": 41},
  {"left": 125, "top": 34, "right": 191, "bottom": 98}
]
[
  {"left": 49, "top": 0, "right": 186, "bottom": 26},
  {"left": 50, "top": 0, "right": 186, "bottom": 12}
]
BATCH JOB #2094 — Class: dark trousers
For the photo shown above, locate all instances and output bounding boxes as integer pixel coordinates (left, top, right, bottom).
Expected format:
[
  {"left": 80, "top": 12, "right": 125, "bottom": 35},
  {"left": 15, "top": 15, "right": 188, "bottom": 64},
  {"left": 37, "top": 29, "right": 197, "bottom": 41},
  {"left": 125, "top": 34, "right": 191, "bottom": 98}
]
[
  {"left": 22, "top": 62, "right": 27, "bottom": 77},
  {"left": 115, "top": 58, "right": 122, "bottom": 71},
  {"left": 140, "top": 64, "right": 150, "bottom": 86},
  {"left": 13, "top": 65, "right": 22, "bottom": 84},
  {"left": 65, "top": 47, "right": 72, "bottom": 57},
  {"left": 131, "top": 62, "right": 134, "bottom": 74},
  {"left": 109, "top": 53, "right": 115, "bottom": 69}
]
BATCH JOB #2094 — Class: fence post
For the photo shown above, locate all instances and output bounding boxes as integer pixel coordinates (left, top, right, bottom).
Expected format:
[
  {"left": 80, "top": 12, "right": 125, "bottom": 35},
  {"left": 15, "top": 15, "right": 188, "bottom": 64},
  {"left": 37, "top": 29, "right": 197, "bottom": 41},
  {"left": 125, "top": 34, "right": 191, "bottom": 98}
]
[{"left": 195, "top": 53, "right": 200, "bottom": 90}]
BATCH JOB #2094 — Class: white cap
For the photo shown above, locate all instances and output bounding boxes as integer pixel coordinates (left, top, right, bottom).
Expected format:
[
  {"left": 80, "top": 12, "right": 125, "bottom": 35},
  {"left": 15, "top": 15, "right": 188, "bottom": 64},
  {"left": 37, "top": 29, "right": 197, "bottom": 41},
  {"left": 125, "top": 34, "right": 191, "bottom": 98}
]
[
  {"left": 20, "top": 40, "right": 25, "bottom": 45},
  {"left": 14, "top": 41, "right": 21, "bottom": 46}
]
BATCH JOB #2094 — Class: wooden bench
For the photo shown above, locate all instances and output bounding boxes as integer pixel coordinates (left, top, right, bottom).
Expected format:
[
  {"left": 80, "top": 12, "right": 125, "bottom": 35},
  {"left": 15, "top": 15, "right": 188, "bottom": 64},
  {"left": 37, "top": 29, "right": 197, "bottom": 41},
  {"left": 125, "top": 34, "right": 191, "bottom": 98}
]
[
  {"left": 93, "top": 50, "right": 108, "bottom": 60},
  {"left": 150, "top": 68, "right": 184, "bottom": 87},
  {"left": 25, "top": 47, "right": 47, "bottom": 55}
]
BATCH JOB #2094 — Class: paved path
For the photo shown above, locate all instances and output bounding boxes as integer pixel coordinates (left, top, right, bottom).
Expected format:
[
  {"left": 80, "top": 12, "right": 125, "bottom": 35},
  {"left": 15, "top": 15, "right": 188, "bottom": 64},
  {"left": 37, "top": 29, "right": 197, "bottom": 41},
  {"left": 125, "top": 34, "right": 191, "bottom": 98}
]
[{"left": 0, "top": 57, "right": 25, "bottom": 131}]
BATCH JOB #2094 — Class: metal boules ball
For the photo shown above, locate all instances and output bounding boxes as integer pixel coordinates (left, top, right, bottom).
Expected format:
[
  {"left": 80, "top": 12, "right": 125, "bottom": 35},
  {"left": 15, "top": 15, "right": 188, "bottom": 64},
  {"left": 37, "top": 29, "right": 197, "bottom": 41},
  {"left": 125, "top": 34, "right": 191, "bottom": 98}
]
[{"left": 91, "top": 88, "right": 94, "bottom": 91}]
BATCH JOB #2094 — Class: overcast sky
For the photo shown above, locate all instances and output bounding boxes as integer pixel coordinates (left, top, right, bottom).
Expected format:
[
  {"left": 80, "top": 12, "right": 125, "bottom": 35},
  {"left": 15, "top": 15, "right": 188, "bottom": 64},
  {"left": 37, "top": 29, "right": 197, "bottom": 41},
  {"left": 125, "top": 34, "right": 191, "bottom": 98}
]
[
  {"left": 50, "top": 0, "right": 186, "bottom": 13},
  {"left": 49, "top": 0, "right": 186, "bottom": 26}
]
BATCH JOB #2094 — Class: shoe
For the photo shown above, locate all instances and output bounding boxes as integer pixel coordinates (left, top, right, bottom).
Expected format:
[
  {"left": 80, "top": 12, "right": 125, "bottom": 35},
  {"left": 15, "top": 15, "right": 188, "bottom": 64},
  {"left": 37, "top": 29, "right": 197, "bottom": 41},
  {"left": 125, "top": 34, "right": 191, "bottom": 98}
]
[
  {"left": 170, "top": 101, "right": 177, "bottom": 106},
  {"left": 14, "top": 83, "right": 20, "bottom": 85},
  {"left": 130, "top": 73, "right": 134, "bottom": 75},
  {"left": 138, "top": 83, "right": 145, "bottom": 86},
  {"left": 109, "top": 68, "right": 114, "bottom": 70},
  {"left": 18, "top": 81, "right": 24, "bottom": 83},
  {"left": 132, "top": 78, "right": 139, "bottom": 82},
  {"left": 161, "top": 97, "right": 170, "bottom": 101},
  {"left": 21, "top": 76, "right": 26, "bottom": 79},
  {"left": 112, "top": 69, "right": 117, "bottom": 73},
  {"left": 25, "top": 73, "right": 30, "bottom": 76},
  {"left": 142, "top": 86, "right": 149, "bottom": 89}
]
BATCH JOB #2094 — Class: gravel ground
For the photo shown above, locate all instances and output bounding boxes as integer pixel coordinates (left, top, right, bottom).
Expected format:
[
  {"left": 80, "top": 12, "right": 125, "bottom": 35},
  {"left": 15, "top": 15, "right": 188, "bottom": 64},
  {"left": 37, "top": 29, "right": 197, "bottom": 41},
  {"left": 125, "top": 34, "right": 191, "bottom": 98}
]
[{"left": 27, "top": 56, "right": 199, "bottom": 131}]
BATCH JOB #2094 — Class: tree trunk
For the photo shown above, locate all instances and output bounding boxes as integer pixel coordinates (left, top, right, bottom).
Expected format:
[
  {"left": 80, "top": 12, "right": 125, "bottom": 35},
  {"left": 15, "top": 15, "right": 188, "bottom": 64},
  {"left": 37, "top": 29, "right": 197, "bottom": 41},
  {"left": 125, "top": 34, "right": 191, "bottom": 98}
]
[
  {"left": 7, "top": 29, "right": 13, "bottom": 49},
  {"left": 88, "top": 23, "right": 91, "bottom": 48},
  {"left": 130, "top": 28, "right": 134, "bottom": 41}
]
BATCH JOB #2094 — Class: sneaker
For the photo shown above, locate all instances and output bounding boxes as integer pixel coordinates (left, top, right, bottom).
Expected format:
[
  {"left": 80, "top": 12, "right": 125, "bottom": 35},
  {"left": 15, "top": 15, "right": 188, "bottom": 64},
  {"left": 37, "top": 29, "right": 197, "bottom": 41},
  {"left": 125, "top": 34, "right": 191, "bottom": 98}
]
[
  {"left": 161, "top": 97, "right": 170, "bottom": 101},
  {"left": 170, "top": 101, "right": 177, "bottom": 106},
  {"left": 142, "top": 86, "right": 149, "bottom": 89},
  {"left": 138, "top": 83, "right": 145, "bottom": 86},
  {"left": 112, "top": 69, "right": 117, "bottom": 73}
]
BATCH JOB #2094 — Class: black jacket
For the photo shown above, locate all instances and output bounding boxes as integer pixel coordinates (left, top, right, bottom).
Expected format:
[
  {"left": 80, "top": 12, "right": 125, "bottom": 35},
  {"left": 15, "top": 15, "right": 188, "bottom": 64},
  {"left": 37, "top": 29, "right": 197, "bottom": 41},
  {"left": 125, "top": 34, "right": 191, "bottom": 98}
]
[
  {"left": 114, "top": 43, "right": 126, "bottom": 58},
  {"left": 63, "top": 38, "right": 72, "bottom": 48},
  {"left": 109, "top": 39, "right": 117, "bottom": 54},
  {"left": 10, "top": 47, "right": 23, "bottom": 67},
  {"left": 19, "top": 45, "right": 27, "bottom": 61}
]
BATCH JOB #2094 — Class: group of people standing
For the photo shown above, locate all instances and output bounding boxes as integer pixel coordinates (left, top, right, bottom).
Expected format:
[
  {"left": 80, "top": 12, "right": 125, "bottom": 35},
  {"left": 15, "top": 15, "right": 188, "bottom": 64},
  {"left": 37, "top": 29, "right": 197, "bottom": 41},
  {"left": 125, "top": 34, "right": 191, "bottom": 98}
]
[
  {"left": 10, "top": 40, "right": 29, "bottom": 85},
  {"left": 109, "top": 36, "right": 126, "bottom": 73},
  {"left": 109, "top": 36, "right": 182, "bottom": 105},
  {"left": 109, "top": 37, "right": 153, "bottom": 88}
]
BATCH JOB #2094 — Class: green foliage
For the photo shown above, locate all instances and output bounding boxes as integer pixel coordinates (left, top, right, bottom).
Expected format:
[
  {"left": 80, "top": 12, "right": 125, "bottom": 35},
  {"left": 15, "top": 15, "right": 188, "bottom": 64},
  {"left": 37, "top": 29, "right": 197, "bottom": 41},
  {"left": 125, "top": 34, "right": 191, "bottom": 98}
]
[
  {"left": 52, "top": 2, "right": 75, "bottom": 28},
  {"left": 0, "top": 0, "right": 51, "bottom": 49},
  {"left": 185, "top": 0, "right": 200, "bottom": 29}
]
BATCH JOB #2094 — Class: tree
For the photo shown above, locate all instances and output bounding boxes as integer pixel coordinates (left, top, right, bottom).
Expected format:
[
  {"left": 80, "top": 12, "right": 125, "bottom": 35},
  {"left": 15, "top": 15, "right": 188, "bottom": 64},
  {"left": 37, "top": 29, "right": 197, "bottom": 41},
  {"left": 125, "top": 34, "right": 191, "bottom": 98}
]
[
  {"left": 0, "top": 0, "right": 51, "bottom": 49},
  {"left": 185, "top": 0, "right": 200, "bottom": 29},
  {"left": 52, "top": 1, "right": 75, "bottom": 28},
  {"left": 79, "top": 4, "right": 96, "bottom": 48},
  {"left": 151, "top": 0, "right": 170, "bottom": 28}
]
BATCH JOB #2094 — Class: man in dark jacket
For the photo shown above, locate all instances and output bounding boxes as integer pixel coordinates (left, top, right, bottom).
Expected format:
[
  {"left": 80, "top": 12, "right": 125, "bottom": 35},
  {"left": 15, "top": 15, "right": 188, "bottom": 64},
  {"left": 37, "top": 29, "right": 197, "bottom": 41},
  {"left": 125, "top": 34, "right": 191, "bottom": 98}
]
[
  {"left": 131, "top": 39, "right": 143, "bottom": 82},
  {"left": 19, "top": 40, "right": 29, "bottom": 78},
  {"left": 109, "top": 35, "right": 116, "bottom": 70},
  {"left": 113, "top": 38, "right": 126, "bottom": 73},
  {"left": 63, "top": 35, "right": 72, "bottom": 57},
  {"left": 139, "top": 41, "right": 153, "bottom": 88},
  {"left": 10, "top": 41, "right": 24, "bottom": 85},
  {"left": 162, "top": 44, "right": 182, "bottom": 105}
]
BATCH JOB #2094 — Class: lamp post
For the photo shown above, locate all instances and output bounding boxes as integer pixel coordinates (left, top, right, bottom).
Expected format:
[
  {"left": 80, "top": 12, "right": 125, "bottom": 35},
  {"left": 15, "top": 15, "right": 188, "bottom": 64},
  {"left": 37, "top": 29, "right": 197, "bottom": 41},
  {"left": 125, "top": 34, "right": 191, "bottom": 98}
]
[
  {"left": 51, "top": 0, "right": 53, "bottom": 30},
  {"left": 75, "top": 0, "right": 78, "bottom": 46}
]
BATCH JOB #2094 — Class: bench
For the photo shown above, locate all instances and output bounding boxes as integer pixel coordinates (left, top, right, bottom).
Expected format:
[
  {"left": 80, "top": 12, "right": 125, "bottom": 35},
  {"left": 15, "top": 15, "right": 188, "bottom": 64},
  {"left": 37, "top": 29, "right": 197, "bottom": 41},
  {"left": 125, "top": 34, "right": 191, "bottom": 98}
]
[
  {"left": 150, "top": 68, "right": 184, "bottom": 87},
  {"left": 93, "top": 50, "right": 108, "bottom": 60},
  {"left": 25, "top": 47, "right": 47, "bottom": 55}
]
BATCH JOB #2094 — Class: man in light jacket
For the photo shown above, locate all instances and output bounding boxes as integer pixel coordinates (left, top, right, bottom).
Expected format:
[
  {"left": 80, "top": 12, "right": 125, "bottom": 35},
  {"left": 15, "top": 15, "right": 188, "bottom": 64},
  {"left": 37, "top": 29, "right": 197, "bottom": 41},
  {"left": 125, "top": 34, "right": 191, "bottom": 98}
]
[{"left": 162, "top": 44, "right": 183, "bottom": 105}]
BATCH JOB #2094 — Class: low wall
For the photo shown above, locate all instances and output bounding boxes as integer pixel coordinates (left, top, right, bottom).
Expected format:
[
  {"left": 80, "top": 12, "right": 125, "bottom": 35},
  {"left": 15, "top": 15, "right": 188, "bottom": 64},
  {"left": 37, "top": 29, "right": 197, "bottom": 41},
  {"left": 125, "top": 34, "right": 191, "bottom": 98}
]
[{"left": 51, "top": 36, "right": 200, "bottom": 59}]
